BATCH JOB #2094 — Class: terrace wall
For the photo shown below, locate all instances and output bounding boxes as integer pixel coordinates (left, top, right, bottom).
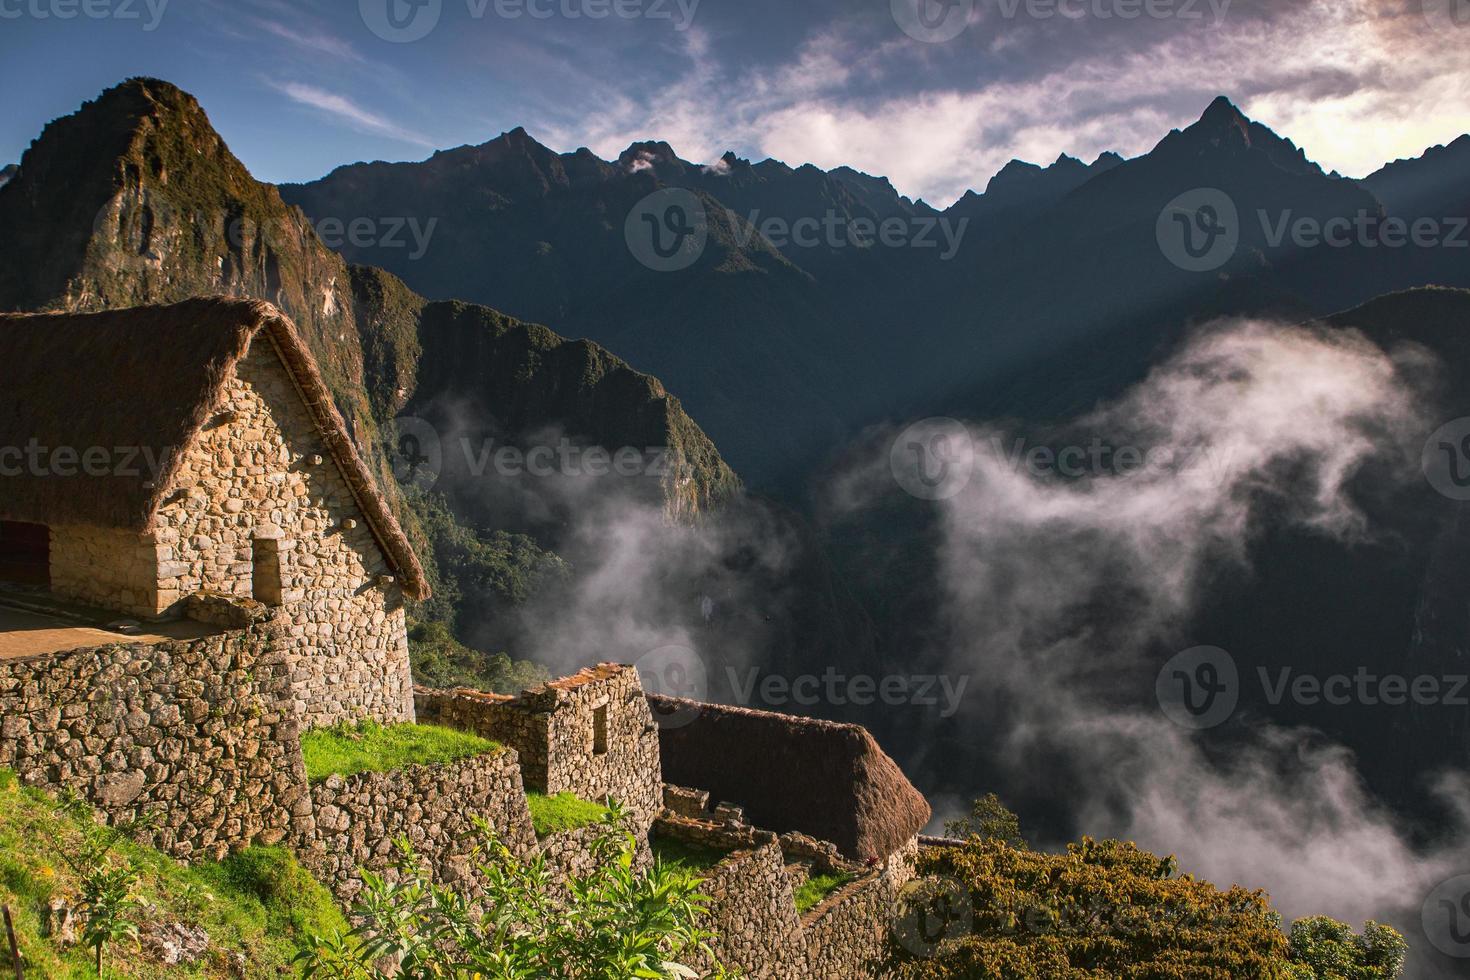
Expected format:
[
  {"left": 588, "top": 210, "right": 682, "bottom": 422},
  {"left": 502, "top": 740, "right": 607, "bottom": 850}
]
[
  {"left": 307, "top": 748, "right": 539, "bottom": 903},
  {"left": 0, "top": 622, "right": 312, "bottom": 859}
]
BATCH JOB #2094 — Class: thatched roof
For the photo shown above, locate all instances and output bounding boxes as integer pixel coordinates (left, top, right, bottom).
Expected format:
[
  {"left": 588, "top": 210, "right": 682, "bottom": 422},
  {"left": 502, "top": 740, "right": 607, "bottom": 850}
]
[
  {"left": 647, "top": 695, "right": 931, "bottom": 861},
  {"left": 0, "top": 297, "right": 428, "bottom": 599}
]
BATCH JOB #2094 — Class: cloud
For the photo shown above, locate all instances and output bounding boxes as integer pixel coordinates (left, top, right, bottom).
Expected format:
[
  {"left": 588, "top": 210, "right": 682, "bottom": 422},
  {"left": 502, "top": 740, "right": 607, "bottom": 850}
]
[
  {"left": 522, "top": 0, "right": 1470, "bottom": 205},
  {"left": 266, "top": 81, "right": 435, "bottom": 148},
  {"left": 843, "top": 317, "right": 1470, "bottom": 974},
  {"left": 251, "top": 17, "right": 365, "bottom": 63}
]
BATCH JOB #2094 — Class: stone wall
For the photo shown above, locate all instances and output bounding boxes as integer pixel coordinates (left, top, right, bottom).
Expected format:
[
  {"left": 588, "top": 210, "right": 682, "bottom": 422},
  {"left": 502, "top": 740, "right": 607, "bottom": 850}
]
[
  {"left": 800, "top": 842, "right": 917, "bottom": 980},
  {"left": 153, "top": 342, "right": 413, "bottom": 727},
  {"left": 416, "top": 665, "right": 662, "bottom": 830},
  {"left": 307, "top": 748, "right": 538, "bottom": 903},
  {"left": 538, "top": 823, "right": 653, "bottom": 885},
  {"left": 49, "top": 523, "right": 161, "bottom": 619},
  {"left": 694, "top": 840, "right": 806, "bottom": 979},
  {"left": 0, "top": 624, "right": 312, "bottom": 860},
  {"left": 654, "top": 815, "right": 915, "bottom": 980}
]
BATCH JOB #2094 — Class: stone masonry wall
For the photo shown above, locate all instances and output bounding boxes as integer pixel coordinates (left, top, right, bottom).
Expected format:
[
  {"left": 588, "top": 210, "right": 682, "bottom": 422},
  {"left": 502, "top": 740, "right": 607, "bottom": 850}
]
[
  {"left": 655, "top": 816, "right": 916, "bottom": 980},
  {"left": 417, "top": 665, "right": 662, "bottom": 832},
  {"left": 49, "top": 523, "right": 162, "bottom": 619},
  {"left": 0, "top": 624, "right": 313, "bottom": 860},
  {"left": 308, "top": 748, "right": 538, "bottom": 903},
  {"left": 153, "top": 341, "right": 413, "bottom": 727},
  {"left": 537, "top": 666, "right": 662, "bottom": 828},
  {"left": 693, "top": 840, "right": 806, "bottom": 980}
]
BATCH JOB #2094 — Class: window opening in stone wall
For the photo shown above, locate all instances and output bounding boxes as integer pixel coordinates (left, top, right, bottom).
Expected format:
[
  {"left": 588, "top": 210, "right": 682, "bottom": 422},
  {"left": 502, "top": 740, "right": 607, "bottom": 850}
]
[
  {"left": 592, "top": 702, "right": 609, "bottom": 756},
  {"left": 252, "top": 536, "right": 284, "bottom": 606}
]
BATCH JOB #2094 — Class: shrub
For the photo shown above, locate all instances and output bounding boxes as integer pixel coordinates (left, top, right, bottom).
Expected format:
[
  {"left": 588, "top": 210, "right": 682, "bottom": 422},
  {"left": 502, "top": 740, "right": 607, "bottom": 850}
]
[{"left": 298, "top": 804, "right": 732, "bottom": 979}]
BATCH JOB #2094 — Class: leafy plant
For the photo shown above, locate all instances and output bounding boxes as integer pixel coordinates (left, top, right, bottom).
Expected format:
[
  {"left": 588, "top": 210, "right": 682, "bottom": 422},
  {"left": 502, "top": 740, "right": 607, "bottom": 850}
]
[
  {"left": 1284, "top": 916, "right": 1407, "bottom": 979},
  {"left": 45, "top": 794, "right": 149, "bottom": 977},
  {"left": 943, "top": 792, "right": 1028, "bottom": 849},
  {"left": 77, "top": 862, "right": 141, "bottom": 977},
  {"left": 887, "top": 835, "right": 1301, "bottom": 979},
  {"left": 298, "top": 803, "right": 733, "bottom": 979}
]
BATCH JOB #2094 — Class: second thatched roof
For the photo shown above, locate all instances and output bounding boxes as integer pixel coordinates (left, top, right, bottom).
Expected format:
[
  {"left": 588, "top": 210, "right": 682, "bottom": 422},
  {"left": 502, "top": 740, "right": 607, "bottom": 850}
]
[
  {"left": 647, "top": 694, "right": 932, "bottom": 861},
  {"left": 0, "top": 297, "right": 429, "bottom": 599}
]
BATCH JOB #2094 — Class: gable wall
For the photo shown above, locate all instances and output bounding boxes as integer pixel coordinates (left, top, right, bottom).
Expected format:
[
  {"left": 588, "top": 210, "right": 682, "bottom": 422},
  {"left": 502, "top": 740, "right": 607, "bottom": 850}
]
[{"left": 144, "top": 340, "right": 413, "bottom": 727}]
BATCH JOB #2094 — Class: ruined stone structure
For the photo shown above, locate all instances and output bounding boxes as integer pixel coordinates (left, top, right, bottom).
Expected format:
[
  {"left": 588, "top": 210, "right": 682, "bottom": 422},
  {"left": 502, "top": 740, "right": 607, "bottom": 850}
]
[
  {"left": 0, "top": 298, "right": 934, "bottom": 978},
  {"left": 415, "top": 663, "right": 664, "bottom": 830},
  {"left": 0, "top": 298, "right": 428, "bottom": 726}
]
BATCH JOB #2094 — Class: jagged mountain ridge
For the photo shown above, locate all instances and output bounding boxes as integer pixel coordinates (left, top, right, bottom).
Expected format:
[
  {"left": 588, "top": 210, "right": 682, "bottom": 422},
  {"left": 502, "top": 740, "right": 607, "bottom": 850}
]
[
  {"left": 281, "top": 97, "right": 1470, "bottom": 491},
  {"left": 0, "top": 77, "right": 744, "bottom": 672},
  {"left": 0, "top": 78, "right": 737, "bottom": 522}
]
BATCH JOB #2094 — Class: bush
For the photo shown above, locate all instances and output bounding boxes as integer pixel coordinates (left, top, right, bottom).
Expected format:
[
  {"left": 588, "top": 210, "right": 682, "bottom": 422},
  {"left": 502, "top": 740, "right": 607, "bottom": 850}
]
[{"left": 298, "top": 804, "right": 732, "bottom": 979}]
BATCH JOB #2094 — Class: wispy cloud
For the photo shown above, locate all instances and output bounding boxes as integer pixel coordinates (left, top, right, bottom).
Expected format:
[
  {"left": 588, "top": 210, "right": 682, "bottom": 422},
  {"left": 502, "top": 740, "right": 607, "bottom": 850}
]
[
  {"left": 267, "top": 81, "right": 434, "bottom": 148},
  {"left": 524, "top": 0, "right": 1470, "bottom": 205},
  {"left": 251, "top": 17, "right": 364, "bottom": 63}
]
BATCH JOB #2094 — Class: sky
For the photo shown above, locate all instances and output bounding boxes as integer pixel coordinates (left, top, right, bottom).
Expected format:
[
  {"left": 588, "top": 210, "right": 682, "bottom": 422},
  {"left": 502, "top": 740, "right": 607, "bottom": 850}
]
[{"left": 1, "top": 0, "right": 1468, "bottom": 206}]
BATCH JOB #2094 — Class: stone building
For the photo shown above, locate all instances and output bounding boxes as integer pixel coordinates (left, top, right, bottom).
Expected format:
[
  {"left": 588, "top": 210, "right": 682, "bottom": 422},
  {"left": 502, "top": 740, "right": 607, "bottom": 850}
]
[
  {"left": 417, "top": 664, "right": 664, "bottom": 830},
  {"left": 0, "top": 297, "right": 428, "bottom": 726}
]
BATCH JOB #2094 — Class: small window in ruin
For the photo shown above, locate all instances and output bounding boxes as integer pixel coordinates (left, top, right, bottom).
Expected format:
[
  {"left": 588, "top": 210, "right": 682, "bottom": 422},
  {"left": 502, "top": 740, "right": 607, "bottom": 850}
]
[
  {"left": 592, "top": 703, "right": 609, "bottom": 756},
  {"left": 251, "top": 537, "right": 283, "bottom": 606}
]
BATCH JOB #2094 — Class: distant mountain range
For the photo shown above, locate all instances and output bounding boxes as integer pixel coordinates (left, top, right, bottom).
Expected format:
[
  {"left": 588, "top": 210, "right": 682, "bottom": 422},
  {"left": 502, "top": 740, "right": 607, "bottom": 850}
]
[
  {"left": 6, "top": 78, "right": 1470, "bottom": 847},
  {"left": 279, "top": 96, "right": 1470, "bottom": 492}
]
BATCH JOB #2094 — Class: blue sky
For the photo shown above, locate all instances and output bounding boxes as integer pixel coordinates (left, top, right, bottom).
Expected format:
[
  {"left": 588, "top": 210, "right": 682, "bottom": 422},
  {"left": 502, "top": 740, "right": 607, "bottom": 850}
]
[{"left": 2, "top": 0, "right": 1468, "bottom": 205}]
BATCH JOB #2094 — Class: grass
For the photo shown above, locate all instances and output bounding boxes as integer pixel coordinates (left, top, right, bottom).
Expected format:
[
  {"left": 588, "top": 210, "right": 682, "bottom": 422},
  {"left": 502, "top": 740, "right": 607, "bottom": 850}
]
[
  {"left": 794, "top": 871, "right": 856, "bottom": 915},
  {"left": 0, "top": 768, "right": 347, "bottom": 978},
  {"left": 299, "top": 719, "right": 498, "bottom": 783},
  {"left": 524, "top": 792, "right": 607, "bottom": 837},
  {"left": 650, "top": 836, "right": 731, "bottom": 879}
]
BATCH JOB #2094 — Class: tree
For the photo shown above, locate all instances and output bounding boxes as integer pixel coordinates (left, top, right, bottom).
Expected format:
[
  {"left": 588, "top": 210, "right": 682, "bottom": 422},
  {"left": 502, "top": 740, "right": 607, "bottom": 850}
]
[
  {"left": 1284, "top": 916, "right": 1406, "bottom": 980},
  {"left": 888, "top": 836, "right": 1300, "bottom": 979},
  {"left": 299, "top": 805, "right": 731, "bottom": 979},
  {"left": 944, "top": 793, "right": 1028, "bottom": 849}
]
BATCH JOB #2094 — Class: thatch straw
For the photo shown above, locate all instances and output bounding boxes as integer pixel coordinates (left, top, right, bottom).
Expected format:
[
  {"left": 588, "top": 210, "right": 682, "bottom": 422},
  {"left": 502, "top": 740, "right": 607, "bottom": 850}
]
[
  {"left": 647, "top": 694, "right": 932, "bottom": 861},
  {"left": 0, "top": 297, "right": 428, "bottom": 599}
]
